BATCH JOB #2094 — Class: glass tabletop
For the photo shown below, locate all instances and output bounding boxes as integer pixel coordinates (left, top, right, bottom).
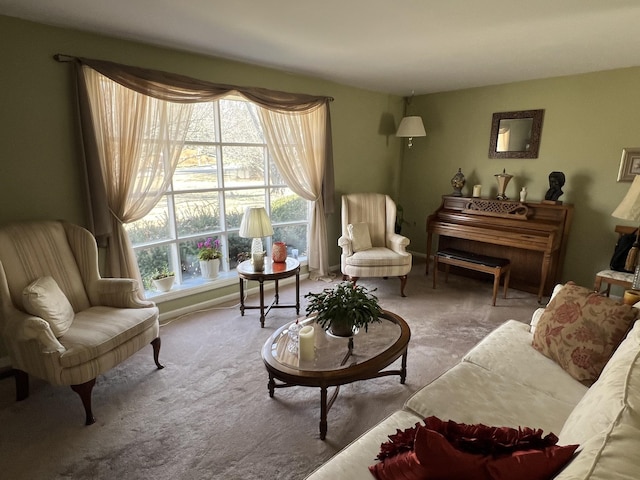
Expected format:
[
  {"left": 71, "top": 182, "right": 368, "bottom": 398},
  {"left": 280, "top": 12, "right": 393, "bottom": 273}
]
[{"left": 269, "top": 314, "right": 402, "bottom": 372}]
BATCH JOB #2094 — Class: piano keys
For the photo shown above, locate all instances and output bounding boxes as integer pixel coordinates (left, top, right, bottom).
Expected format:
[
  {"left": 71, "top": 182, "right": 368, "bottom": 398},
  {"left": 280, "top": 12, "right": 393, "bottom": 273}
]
[{"left": 426, "top": 196, "right": 573, "bottom": 302}]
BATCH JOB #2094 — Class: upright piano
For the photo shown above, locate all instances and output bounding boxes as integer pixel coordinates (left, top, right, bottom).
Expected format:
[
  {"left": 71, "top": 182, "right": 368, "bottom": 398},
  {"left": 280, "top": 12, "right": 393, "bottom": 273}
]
[{"left": 426, "top": 196, "right": 573, "bottom": 302}]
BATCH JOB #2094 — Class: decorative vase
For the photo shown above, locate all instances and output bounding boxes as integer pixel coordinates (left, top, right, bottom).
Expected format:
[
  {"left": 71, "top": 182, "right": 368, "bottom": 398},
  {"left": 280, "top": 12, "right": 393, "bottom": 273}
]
[
  {"left": 495, "top": 168, "right": 513, "bottom": 200},
  {"left": 520, "top": 187, "right": 527, "bottom": 202},
  {"left": 200, "top": 258, "right": 220, "bottom": 280},
  {"left": 450, "top": 168, "right": 466, "bottom": 197},
  {"left": 152, "top": 276, "right": 174, "bottom": 292},
  {"left": 272, "top": 241, "right": 287, "bottom": 263}
]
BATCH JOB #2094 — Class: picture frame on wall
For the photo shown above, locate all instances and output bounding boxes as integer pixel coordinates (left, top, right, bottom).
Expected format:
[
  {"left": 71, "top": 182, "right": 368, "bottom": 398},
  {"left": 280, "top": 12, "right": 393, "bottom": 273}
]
[{"left": 617, "top": 148, "right": 640, "bottom": 182}]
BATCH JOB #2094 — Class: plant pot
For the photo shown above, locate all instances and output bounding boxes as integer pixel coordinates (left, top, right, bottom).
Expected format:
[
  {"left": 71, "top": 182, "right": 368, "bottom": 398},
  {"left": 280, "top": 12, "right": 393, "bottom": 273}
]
[
  {"left": 329, "top": 320, "right": 355, "bottom": 337},
  {"left": 200, "top": 258, "right": 220, "bottom": 280},
  {"left": 152, "top": 276, "right": 174, "bottom": 292}
]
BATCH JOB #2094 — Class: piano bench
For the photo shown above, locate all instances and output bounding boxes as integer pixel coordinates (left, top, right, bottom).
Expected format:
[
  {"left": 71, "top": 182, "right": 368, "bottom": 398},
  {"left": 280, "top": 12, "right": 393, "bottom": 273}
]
[{"left": 433, "top": 248, "right": 511, "bottom": 306}]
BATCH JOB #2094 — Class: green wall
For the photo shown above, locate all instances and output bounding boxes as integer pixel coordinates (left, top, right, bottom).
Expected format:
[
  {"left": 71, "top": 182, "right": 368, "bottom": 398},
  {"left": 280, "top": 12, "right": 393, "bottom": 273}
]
[
  {"left": 2, "top": 13, "right": 640, "bottom": 322},
  {"left": 400, "top": 68, "right": 640, "bottom": 290},
  {"left": 0, "top": 15, "right": 404, "bottom": 317}
]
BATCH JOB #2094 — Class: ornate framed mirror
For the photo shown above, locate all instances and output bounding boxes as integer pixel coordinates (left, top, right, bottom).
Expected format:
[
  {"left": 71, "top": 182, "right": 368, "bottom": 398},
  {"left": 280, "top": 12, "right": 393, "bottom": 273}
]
[{"left": 488, "top": 109, "right": 544, "bottom": 159}]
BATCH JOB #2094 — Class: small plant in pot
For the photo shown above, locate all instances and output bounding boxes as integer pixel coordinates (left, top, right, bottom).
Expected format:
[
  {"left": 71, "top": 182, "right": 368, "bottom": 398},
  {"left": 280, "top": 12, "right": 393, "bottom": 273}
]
[
  {"left": 151, "top": 266, "right": 175, "bottom": 292},
  {"left": 304, "top": 281, "right": 383, "bottom": 337}
]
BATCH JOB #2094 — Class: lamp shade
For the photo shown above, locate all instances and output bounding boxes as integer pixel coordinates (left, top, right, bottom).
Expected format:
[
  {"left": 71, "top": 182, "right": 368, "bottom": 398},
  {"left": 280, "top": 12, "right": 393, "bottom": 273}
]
[
  {"left": 612, "top": 175, "right": 640, "bottom": 221},
  {"left": 239, "top": 207, "right": 274, "bottom": 239},
  {"left": 396, "top": 116, "right": 426, "bottom": 138}
]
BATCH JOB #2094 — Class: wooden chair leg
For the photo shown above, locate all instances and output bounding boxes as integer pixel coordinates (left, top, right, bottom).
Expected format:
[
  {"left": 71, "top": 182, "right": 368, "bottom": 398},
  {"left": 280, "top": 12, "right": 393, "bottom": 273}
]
[
  {"left": 151, "top": 337, "right": 164, "bottom": 369},
  {"left": 14, "top": 369, "right": 29, "bottom": 401},
  {"left": 399, "top": 275, "right": 408, "bottom": 297},
  {"left": 71, "top": 378, "right": 96, "bottom": 426},
  {"left": 492, "top": 268, "right": 500, "bottom": 306}
]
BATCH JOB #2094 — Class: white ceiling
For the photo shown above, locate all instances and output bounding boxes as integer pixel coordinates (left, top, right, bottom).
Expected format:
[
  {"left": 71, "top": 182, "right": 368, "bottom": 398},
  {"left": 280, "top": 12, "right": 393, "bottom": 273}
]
[{"left": 3, "top": 0, "right": 640, "bottom": 96}]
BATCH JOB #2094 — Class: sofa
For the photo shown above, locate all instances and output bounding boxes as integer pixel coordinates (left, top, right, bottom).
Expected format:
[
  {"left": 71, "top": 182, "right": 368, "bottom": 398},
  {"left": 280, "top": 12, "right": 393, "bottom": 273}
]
[{"left": 306, "top": 284, "right": 640, "bottom": 479}]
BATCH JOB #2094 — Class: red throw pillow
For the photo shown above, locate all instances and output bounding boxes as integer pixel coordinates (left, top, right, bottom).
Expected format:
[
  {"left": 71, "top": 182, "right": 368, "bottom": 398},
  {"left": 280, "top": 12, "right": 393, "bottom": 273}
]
[{"left": 369, "top": 417, "right": 579, "bottom": 480}]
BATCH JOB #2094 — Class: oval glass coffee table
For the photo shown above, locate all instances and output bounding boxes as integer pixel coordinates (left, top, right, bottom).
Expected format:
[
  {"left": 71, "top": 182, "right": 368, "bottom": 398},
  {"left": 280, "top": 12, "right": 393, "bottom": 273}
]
[{"left": 261, "top": 310, "right": 410, "bottom": 440}]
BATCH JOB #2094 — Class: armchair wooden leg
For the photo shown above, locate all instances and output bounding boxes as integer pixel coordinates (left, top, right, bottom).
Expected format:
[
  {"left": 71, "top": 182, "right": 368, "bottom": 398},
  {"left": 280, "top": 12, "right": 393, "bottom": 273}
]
[
  {"left": 71, "top": 378, "right": 96, "bottom": 425},
  {"left": 14, "top": 369, "right": 29, "bottom": 401},
  {"left": 399, "top": 275, "right": 408, "bottom": 297},
  {"left": 151, "top": 337, "right": 164, "bottom": 370}
]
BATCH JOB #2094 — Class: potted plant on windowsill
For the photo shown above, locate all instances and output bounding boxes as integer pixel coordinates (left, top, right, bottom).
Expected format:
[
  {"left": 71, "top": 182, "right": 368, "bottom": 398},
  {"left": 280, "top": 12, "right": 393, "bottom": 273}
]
[
  {"left": 197, "top": 237, "right": 222, "bottom": 280},
  {"left": 304, "top": 281, "right": 383, "bottom": 337},
  {"left": 151, "top": 267, "right": 175, "bottom": 292}
]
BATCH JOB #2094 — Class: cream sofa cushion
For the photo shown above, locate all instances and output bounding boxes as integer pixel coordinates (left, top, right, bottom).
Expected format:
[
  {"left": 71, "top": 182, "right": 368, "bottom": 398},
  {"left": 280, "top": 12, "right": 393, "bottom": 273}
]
[
  {"left": 463, "top": 320, "right": 588, "bottom": 405},
  {"left": 22, "top": 276, "right": 75, "bottom": 337},
  {"left": 555, "top": 423, "right": 640, "bottom": 479},
  {"left": 558, "top": 319, "right": 640, "bottom": 446}
]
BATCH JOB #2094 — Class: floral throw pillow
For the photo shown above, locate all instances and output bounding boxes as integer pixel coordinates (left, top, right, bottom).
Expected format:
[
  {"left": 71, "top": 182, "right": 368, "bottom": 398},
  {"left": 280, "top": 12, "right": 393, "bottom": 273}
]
[{"left": 532, "top": 283, "right": 637, "bottom": 384}]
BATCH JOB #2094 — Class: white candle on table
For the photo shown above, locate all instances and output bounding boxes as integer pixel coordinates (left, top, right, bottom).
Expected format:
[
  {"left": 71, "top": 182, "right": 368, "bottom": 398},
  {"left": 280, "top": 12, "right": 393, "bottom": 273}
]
[
  {"left": 298, "top": 325, "right": 315, "bottom": 361},
  {"left": 472, "top": 185, "right": 482, "bottom": 197}
]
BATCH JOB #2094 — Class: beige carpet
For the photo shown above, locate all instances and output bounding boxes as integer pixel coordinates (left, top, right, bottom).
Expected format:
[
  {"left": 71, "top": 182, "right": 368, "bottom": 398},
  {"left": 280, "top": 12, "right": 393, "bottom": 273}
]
[{"left": 0, "top": 259, "right": 543, "bottom": 480}]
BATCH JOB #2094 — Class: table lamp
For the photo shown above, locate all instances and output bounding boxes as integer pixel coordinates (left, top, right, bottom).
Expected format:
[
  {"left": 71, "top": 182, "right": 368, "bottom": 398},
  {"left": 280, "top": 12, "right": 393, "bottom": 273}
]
[
  {"left": 612, "top": 175, "right": 640, "bottom": 275},
  {"left": 239, "top": 206, "right": 274, "bottom": 271}
]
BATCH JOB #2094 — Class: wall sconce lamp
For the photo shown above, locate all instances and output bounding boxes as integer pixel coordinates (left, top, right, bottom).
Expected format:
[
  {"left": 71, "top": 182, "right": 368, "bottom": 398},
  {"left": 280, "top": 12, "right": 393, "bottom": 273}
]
[
  {"left": 396, "top": 116, "right": 426, "bottom": 148},
  {"left": 396, "top": 91, "right": 426, "bottom": 148}
]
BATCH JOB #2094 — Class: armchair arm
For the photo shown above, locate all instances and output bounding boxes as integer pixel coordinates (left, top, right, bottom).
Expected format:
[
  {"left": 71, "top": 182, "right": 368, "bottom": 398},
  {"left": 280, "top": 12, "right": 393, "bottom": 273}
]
[
  {"left": 96, "top": 278, "right": 156, "bottom": 309},
  {"left": 338, "top": 235, "right": 353, "bottom": 257},
  {"left": 3, "top": 308, "right": 65, "bottom": 354},
  {"left": 386, "top": 233, "right": 410, "bottom": 254}
]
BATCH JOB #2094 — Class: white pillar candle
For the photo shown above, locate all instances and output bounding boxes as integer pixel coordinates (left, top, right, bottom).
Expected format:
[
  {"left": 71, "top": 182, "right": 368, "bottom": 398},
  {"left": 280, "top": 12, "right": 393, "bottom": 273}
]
[
  {"left": 298, "top": 325, "right": 315, "bottom": 361},
  {"left": 472, "top": 185, "right": 482, "bottom": 198}
]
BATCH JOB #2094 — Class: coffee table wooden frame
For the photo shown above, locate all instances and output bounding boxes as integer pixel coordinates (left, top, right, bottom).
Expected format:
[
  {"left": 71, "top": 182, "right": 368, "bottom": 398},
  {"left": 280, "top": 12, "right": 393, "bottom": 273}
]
[{"left": 261, "top": 310, "right": 410, "bottom": 440}]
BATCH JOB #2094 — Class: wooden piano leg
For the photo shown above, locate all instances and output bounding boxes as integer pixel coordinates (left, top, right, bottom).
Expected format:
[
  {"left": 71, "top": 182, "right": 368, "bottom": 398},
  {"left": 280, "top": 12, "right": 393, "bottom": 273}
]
[{"left": 538, "top": 253, "right": 552, "bottom": 303}]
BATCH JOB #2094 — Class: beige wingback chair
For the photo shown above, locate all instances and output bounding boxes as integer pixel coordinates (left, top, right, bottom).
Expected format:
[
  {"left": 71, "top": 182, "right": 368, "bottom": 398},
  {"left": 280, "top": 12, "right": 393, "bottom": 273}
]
[
  {"left": 0, "top": 220, "right": 162, "bottom": 425},
  {"left": 338, "top": 193, "right": 412, "bottom": 296}
]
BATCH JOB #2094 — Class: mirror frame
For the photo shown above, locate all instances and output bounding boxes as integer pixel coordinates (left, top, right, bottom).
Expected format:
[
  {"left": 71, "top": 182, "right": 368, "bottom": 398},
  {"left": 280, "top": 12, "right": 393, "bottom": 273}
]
[{"left": 488, "top": 109, "right": 544, "bottom": 159}]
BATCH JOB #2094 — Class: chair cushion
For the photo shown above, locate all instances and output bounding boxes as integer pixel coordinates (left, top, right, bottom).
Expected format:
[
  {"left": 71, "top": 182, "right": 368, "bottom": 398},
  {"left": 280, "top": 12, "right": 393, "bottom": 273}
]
[
  {"left": 532, "top": 283, "right": 637, "bottom": 385},
  {"left": 348, "top": 222, "right": 373, "bottom": 252},
  {"left": 345, "top": 247, "right": 411, "bottom": 267},
  {"left": 22, "top": 276, "right": 75, "bottom": 337},
  {"left": 58, "top": 305, "right": 158, "bottom": 368}
]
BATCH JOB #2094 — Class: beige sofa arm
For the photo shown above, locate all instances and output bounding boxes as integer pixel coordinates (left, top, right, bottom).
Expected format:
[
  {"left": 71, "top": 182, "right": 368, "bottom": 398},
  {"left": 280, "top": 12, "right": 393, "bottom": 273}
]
[
  {"left": 386, "top": 232, "right": 410, "bottom": 254},
  {"left": 3, "top": 308, "right": 65, "bottom": 354},
  {"left": 96, "top": 278, "right": 155, "bottom": 309},
  {"left": 338, "top": 235, "right": 353, "bottom": 256}
]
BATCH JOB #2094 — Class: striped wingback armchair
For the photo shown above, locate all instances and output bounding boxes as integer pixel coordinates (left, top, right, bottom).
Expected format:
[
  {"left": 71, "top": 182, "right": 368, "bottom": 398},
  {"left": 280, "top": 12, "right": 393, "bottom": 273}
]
[
  {"left": 338, "top": 193, "right": 412, "bottom": 296},
  {"left": 0, "top": 220, "right": 162, "bottom": 425}
]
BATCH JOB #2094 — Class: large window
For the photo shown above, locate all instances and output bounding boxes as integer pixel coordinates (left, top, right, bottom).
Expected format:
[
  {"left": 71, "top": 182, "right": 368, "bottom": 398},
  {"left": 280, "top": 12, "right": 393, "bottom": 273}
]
[{"left": 125, "top": 96, "right": 309, "bottom": 293}]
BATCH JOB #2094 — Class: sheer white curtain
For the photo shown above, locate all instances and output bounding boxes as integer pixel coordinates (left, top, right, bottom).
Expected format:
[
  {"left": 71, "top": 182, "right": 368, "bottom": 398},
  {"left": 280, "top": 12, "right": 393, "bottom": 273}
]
[
  {"left": 80, "top": 66, "right": 193, "bottom": 290},
  {"left": 259, "top": 104, "right": 331, "bottom": 279}
]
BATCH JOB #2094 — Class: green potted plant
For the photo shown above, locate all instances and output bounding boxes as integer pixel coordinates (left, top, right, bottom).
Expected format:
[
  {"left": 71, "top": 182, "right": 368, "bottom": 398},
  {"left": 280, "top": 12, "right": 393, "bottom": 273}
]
[
  {"left": 197, "top": 237, "right": 222, "bottom": 280},
  {"left": 151, "top": 266, "right": 175, "bottom": 292},
  {"left": 304, "top": 281, "right": 383, "bottom": 337}
]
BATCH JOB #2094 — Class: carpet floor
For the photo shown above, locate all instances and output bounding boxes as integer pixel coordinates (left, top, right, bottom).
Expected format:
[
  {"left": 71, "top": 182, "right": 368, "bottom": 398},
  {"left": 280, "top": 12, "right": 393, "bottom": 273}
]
[{"left": 0, "top": 259, "right": 543, "bottom": 479}]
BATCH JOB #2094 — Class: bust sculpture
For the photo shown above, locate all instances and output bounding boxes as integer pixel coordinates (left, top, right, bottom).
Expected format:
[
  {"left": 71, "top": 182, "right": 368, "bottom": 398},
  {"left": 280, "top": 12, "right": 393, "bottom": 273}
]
[{"left": 545, "top": 171, "right": 565, "bottom": 202}]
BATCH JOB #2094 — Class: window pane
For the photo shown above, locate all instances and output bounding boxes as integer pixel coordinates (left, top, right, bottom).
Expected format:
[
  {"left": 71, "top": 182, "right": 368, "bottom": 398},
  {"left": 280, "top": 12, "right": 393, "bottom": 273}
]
[
  {"left": 269, "top": 161, "right": 286, "bottom": 186},
  {"left": 273, "top": 225, "right": 307, "bottom": 258},
  {"left": 222, "top": 146, "right": 266, "bottom": 188},
  {"left": 270, "top": 189, "right": 308, "bottom": 223},
  {"left": 175, "top": 145, "right": 218, "bottom": 190},
  {"left": 220, "top": 98, "right": 263, "bottom": 143},
  {"left": 227, "top": 232, "right": 252, "bottom": 270},
  {"left": 174, "top": 192, "right": 220, "bottom": 236},
  {"left": 125, "top": 196, "right": 171, "bottom": 246},
  {"left": 225, "top": 188, "right": 266, "bottom": 229},
  {"left": 185, "top": 102, "right": 216, "bottom": 142},
  {"left": 136, "top": 244, "right": 176, "bottom": 291}
]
